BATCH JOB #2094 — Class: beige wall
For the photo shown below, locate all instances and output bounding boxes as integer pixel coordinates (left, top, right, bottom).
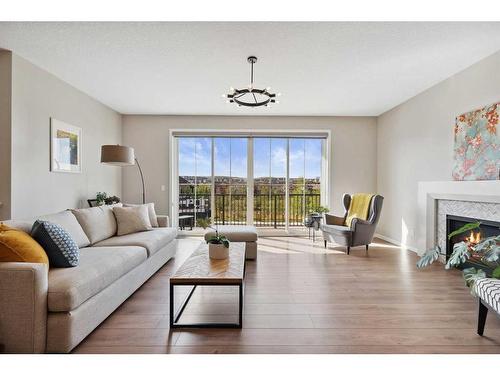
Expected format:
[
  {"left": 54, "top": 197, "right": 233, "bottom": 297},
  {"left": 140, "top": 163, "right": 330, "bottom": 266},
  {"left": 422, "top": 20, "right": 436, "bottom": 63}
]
[
  {"left": 8, "top": 54, "right": 122, "bottom": 219},
  {"left": 0, "top": 51, "right": 12, "bottom": 220},
  {"left": 122, "top": 115, "right": 377, "bottom": 217},
  {"left": 377, "top": 50, "right": 500, "bottom": 250},
  {"left": 6, "top": 47, "right": 498, "bottom": 232}
]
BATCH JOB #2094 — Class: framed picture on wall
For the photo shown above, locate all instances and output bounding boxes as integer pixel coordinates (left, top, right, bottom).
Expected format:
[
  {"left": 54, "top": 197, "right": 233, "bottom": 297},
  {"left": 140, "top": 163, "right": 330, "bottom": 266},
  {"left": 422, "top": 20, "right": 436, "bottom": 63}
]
[{"left": 50, "top": 118, "right": 82, "bottom": 173}]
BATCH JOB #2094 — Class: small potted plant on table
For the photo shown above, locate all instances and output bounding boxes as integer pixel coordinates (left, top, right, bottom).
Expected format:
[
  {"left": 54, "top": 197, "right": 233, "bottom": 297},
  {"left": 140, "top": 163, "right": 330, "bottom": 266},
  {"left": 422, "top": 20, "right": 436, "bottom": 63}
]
[
  {"left": 197, "top": 218, "right": 230, "bottom": 260},
  {"left": 306, "top": 205, "right": 329, "bottom": 230}
]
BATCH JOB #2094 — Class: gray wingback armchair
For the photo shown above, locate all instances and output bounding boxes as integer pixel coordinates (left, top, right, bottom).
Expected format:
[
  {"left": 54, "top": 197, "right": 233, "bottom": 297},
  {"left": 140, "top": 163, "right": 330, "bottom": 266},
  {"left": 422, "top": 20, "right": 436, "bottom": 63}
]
[{"left": 320, "top": 194, "right": 384, "bottom": 254}]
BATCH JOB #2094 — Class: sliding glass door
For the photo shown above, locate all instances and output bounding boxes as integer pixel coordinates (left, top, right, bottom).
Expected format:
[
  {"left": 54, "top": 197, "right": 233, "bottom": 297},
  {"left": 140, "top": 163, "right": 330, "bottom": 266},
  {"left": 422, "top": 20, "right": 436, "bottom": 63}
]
[
  {"left": 178, "top": 138, "right": 212, "bottom": 225},
  {"left": 288, "top": 138, "right": 322, "bottom": 227},
  {"left": 214, "top": 138, "right": 248, "bottom": 225},
  {"left": 253, "top": 138, "right": 287, "bottom": 228},
  {"left": 175, "top": 134, "right": 326, "bottom": 231}
]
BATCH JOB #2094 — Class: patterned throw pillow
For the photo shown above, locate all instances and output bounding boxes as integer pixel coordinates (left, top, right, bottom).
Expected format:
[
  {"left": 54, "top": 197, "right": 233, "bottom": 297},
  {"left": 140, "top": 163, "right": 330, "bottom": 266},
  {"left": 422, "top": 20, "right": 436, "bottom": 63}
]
[{"left": 31, "top": 220, "right": 80, "bottom": 267}]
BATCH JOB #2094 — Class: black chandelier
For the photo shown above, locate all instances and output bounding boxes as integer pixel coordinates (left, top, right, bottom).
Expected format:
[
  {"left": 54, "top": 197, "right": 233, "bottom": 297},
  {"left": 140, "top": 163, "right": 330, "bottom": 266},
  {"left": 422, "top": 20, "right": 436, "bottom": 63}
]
[{"left": 223, "top": 56, "right": 280, "bottom": 107}]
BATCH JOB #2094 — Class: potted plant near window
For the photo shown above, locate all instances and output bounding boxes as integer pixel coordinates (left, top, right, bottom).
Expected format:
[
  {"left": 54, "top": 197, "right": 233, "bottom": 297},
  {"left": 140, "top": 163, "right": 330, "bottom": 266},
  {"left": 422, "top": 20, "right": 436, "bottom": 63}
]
[
  {"left": 197, "top": 218, "right": 230, "bottom": 260},
  {"left": 305, "top": 205, "right": 329, "bottom": 230},
  {"left": 417, "top": 221, "right": 500, "bottom": 294}
]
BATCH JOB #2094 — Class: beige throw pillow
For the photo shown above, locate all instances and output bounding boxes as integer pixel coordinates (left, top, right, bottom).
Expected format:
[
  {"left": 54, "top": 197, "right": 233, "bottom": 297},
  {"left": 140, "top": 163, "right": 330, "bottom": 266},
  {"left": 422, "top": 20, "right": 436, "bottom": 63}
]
[
  {"left": 123, "top": 203, "right": 159, "bottom": 227},
  {"left": 113, "top": 205, "right": 153, "bottom": 236}
]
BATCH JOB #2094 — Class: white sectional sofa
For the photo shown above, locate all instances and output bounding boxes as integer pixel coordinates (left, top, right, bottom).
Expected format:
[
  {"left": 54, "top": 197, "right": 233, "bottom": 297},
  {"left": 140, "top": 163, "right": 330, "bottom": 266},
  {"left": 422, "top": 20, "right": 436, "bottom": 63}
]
[{"left": 0, "top": 205, "right": 177, "bottom": 353}]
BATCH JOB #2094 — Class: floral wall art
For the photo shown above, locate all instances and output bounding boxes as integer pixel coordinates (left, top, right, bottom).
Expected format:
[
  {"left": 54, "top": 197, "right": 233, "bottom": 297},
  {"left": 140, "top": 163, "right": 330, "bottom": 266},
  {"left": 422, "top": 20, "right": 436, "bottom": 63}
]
[{"left": 452, "top": 102, "right": 500, "bottom": 180}]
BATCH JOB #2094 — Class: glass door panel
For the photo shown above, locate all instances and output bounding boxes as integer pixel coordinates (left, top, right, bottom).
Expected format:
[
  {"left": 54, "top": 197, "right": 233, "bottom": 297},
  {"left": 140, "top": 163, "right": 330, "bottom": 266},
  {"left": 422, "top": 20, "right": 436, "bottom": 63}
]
[
  {"left": 288, "top": 139, "right": 305, "bottom": 226},
  {"left": 304, "top": 138, "right": 322, "bottom": 213},
  {"left": 178, "top": 137, "right": 212, "bottom": 228},
  {"left": 214, "top": 137, "right": 230, "bottom": 224},
  {"left": 178, "top": 138, "right": 196, "bottom": 224},
  {"left": 253, "top": 138, "right": 287, "bottom": 228},
  {"left": 214, "top": 138, "right": 247, "bottom": 225},
  {"left": 253, "top": 138, "right": 271, "bottom": 227},
  {"left": 288, "top": 138, "right": 323, "bottom": 226}
]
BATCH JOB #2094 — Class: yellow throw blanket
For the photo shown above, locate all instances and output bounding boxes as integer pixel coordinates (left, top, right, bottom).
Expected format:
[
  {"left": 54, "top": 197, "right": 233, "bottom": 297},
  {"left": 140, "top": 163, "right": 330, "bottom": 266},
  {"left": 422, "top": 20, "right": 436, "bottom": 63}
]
[{"left": 345, "top": 193, "right": 374, "bottom": 227}]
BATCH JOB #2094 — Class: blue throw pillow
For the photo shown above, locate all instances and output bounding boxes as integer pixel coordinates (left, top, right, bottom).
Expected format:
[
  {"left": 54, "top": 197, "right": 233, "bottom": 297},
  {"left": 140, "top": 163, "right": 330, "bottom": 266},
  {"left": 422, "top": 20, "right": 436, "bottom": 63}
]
[{"left": 31, "top": 220, "right": 80, "bottom": 267}]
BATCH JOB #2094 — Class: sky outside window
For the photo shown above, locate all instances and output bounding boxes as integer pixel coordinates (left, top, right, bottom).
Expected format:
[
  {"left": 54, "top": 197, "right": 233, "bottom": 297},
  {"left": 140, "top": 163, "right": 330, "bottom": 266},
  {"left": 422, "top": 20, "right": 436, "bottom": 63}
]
[{"left": 180, "top": 137, "right": 321, "bottom": 179}]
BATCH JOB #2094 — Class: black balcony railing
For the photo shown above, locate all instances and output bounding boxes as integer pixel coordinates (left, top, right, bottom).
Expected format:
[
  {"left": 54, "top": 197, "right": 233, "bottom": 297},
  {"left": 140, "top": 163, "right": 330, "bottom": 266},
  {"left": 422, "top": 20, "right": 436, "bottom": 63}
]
[{"left": 178, "top": 193, "right": 321, "bottom": 228}]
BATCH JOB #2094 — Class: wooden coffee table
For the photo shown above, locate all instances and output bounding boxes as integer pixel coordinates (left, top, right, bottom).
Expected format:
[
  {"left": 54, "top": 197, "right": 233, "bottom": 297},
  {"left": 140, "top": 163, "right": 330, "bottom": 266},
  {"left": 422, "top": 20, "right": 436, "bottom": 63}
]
[{"left": 169, "top": 242, "right": 246, "bottom": 328}]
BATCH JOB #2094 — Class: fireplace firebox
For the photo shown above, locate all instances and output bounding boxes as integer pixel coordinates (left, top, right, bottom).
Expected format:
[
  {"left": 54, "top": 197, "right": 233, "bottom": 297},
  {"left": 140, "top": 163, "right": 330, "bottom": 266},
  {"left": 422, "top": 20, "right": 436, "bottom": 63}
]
[{"left": 446, "top": 215, "right": 500, "bottom": 270}]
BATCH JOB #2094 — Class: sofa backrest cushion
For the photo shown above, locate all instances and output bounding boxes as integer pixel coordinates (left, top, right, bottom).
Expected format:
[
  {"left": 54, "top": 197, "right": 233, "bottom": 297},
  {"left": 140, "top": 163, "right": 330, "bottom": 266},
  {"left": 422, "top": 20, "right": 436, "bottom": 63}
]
[
  {"left": 3, "top": 210, "right": 91, "bottom": 249},
  {"left": 71, "top": 204, "right": 122, "bottom": 245},
  {"left": 1, "top": 220, "right": 33, "bottom": 233},
  {"left": 0, "top": 223, "right": 49, "bottom": 264},
  {"left": 37, "top": 211, "right": 91, "bottom": 248}
]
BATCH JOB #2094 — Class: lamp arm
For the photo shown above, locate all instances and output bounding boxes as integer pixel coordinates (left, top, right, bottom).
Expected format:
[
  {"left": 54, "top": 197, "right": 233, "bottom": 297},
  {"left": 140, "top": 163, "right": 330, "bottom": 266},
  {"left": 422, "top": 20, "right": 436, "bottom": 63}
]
[{"left": 135, "top": 157, "right": 146, "bottom": 204}]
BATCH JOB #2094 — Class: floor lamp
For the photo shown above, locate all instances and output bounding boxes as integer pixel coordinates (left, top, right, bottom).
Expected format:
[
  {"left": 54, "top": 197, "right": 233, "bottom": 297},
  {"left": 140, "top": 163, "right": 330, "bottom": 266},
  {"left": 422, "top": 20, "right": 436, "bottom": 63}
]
[{"left": 101, "top": 145, "right": 146, "bottom": 204}]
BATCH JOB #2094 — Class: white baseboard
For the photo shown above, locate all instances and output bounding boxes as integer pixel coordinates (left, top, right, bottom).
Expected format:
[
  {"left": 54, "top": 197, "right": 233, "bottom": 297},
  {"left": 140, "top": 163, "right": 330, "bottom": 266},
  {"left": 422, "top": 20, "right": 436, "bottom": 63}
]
[{"left": 374, "top": 233, "right": 421, "bottom": 254}]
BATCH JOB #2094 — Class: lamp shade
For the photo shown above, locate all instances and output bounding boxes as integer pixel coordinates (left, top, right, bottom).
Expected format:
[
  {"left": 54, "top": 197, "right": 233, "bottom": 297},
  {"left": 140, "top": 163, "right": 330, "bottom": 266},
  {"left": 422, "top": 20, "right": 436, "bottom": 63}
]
[{"left": 101, "top": 145, "right": 135, "bottom": 166}]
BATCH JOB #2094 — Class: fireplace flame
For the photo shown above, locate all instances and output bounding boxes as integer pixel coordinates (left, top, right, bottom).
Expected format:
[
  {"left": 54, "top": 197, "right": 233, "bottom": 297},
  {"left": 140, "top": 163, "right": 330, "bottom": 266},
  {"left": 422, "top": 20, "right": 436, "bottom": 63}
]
[{"left": 466, "top": 231, "right": 481, "bottom": 244}]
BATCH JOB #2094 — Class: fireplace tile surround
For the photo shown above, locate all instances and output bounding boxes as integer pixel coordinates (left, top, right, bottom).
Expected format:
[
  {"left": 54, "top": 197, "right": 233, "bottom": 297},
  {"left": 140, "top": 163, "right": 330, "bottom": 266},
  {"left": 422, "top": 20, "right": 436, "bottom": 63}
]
[
  {"left": 417, "top": 181, "right": 500, "bottom": 255},
  {"left": 437, "top": 200, "right": 500, "bottom": 256}
]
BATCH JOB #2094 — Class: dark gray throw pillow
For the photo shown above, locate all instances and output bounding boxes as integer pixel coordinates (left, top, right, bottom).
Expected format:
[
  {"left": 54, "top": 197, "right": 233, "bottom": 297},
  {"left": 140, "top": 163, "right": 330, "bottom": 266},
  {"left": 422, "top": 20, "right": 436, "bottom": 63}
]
[{"left": 31, "top": 220, "right": 80, "bottom": 267}]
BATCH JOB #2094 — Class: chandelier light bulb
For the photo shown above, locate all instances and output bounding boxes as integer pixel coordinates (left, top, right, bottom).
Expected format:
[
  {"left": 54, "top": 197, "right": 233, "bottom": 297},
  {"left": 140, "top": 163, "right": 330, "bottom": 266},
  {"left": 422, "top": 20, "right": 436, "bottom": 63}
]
[
  {"left": 266, "top": 87, "right": 271, "bottom": 91},
  {"left": 277, "top": 92, "right": 282, "bottom": 97},
  {"left": 229, "top": 87, "right": 235, "bottom": 92}
]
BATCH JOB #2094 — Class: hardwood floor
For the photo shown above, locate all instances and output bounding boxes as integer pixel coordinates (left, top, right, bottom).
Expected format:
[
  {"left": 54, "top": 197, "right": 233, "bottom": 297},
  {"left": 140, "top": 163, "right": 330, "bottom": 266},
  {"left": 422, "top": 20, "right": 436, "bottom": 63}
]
[{"left": 73, "top": 237, "right": 500, "bottom": 354}]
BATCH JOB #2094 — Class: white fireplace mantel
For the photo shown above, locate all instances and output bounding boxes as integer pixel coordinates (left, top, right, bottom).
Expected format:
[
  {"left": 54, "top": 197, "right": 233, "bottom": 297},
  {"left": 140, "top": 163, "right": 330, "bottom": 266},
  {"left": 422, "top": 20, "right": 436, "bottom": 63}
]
[{"left": 417, "top": 180, "right": 500, "bottom": 253}]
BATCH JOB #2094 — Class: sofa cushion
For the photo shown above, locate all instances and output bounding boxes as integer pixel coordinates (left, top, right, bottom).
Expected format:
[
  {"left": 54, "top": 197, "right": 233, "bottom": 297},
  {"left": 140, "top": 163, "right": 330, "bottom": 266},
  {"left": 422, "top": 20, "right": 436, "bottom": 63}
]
[
  {"left": 2, "top": 220, "right": 37, "bottom": 234},
  {"left": 113, "top": 205, "right": 152, "bottom": 236},
  {"left": 32, "top": 220, "right": 80, "bottom": 268},
  {"left": 93, "top": 227, "right": 177, "bottom": 257},
  {"left": 38, "top": 211, "right": 91, "bottom": 248},
  {"left": 204, "top": 225, "right": 258, "bottom": 242},
  {"left": 4, "top": 211, "right": 91, "bottom": 248},
  {"left": 71, "top": 204, "right": 121, "bottom": 244},
  {"left": 123, "top": 203, "right": 159, "bottom": 227},
  {"left": 48, "top": 246, "right": 147, "bottom": 312}
]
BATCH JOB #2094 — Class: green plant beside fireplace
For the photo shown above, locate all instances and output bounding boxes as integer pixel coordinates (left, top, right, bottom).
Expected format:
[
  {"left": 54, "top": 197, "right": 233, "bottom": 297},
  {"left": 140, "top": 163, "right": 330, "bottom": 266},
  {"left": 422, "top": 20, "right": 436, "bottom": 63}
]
[{"left": 416, "top": 221, "right": 500, "bottom": 294}]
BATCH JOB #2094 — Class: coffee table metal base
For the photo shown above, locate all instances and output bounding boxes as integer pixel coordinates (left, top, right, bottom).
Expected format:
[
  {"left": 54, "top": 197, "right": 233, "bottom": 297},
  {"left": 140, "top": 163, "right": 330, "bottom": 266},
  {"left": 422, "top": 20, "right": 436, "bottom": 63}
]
[{"left": 169, "top": 282, "right": 244, "bottom": 329}]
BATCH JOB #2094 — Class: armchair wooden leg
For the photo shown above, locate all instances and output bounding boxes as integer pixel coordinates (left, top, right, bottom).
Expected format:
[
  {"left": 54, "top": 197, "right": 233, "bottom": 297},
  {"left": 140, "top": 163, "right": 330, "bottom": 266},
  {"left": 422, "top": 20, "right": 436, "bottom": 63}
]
[
  {"left": 324, "top": 240, "right": 327, "bottom": 248},
  {"left": 366, "top": 244, "right": 369, "bottom": 252},
  {"left": 478, "top": 299, "right": 488, "bottom": 336},
  {"left": 346, "top": 246, "right": 350, "bottom": 255}
]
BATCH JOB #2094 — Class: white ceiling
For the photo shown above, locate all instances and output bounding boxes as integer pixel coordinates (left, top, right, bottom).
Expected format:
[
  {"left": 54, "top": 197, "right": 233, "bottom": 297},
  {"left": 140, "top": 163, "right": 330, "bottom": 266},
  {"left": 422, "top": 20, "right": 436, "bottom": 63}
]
[{"left": 1, "top": 22, "right": 500, "bottom": 116}]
